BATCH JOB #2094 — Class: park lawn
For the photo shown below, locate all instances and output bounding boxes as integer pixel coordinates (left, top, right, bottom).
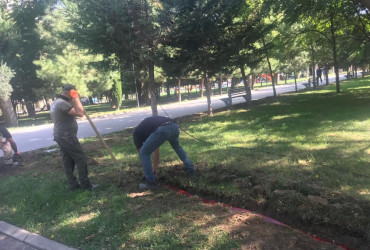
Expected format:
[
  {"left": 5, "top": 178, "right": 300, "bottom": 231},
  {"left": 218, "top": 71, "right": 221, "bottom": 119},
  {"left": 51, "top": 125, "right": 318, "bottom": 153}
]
[{"left": 1, "top": 76, "right": 370, "bottom": 249}]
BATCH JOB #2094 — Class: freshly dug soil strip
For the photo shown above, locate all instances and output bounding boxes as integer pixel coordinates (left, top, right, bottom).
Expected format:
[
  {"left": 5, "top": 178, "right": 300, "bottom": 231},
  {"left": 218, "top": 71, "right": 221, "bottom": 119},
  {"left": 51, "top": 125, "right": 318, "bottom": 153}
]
[{"left": 165, "top": 185, "right": 351, "bottom": 250}]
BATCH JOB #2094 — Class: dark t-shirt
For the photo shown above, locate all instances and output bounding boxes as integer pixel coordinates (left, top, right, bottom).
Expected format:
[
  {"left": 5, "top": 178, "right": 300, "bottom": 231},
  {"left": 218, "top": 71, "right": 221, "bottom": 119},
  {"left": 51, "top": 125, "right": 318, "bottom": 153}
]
[
  {"left": 0, "top": 126, "right": 12, "bottom": 139},
  {"left": 50, "top": 95, "right": 78, "bottom": 137},
  {"left": 133, "top": 116, "right": 175, "bottom": 149}
]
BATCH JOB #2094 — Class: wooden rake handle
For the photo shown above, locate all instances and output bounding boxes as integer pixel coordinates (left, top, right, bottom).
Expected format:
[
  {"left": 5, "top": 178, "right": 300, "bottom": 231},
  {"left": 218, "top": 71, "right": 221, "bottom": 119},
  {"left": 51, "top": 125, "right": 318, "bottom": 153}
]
[{"left": 84, "top": 110, "right": 123, "bottom": 185}]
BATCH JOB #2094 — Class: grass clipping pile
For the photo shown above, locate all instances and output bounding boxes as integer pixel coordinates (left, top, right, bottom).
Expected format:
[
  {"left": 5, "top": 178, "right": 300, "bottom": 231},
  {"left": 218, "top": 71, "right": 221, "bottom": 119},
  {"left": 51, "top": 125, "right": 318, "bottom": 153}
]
[{"left": 160, "top": 163, "right": 370, "bottom": 249}]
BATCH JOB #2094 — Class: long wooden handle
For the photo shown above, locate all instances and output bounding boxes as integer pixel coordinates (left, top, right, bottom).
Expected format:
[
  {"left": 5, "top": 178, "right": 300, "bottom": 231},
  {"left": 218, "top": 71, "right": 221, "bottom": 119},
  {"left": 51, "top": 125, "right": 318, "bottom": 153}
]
[{"left": 84, "top": 111, "right": 123, "bottom": 185}]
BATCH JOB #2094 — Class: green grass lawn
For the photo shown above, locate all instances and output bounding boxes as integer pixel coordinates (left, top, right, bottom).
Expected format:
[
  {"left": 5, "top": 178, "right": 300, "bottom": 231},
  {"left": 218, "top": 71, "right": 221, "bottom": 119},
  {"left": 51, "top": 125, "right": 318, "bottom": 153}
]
[{"left": 1, "top": 76, "right": 370, "bottom": 249}]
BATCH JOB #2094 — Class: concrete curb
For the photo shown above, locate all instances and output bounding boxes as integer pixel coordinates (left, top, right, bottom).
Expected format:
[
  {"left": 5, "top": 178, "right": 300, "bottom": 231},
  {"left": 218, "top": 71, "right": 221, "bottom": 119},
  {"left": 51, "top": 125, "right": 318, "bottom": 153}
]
[{"left": 0, "top": 221, "right": 77, "bottom": 250}]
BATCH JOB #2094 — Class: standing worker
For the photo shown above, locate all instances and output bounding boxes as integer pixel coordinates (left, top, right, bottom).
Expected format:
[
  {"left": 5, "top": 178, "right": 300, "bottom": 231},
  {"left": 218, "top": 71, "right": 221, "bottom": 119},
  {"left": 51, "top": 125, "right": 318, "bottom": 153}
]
[
  {"left": 0, "top": 126, "right": 21, "bottom": 167},
  {"left": 133, "top": 116, "right": 195, "bottom": 191},
  {"left": 316, "top": 67, "right": 323, "bottom": 84},
  {"left": 50, "top": 84, "right": 99, "bottom": 191}
]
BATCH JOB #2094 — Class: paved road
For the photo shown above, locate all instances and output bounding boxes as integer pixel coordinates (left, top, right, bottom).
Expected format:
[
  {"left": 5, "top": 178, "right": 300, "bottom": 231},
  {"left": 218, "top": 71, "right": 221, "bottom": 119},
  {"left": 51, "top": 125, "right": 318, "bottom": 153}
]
[{"left": 5, "top": 75, "right": 346, "bottom": 154}]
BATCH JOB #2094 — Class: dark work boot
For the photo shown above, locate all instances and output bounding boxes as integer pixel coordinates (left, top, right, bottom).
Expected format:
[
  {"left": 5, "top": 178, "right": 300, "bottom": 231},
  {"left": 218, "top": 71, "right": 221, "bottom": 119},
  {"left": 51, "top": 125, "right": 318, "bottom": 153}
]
[
  {"left": 139, "top": 180, "right": 158, "bottom": 191},
  {"left": 186, "top": 168, "right": 196, "bottom": 176},
  {"left": 81, "top": 183, "right": 100, "bottom": 191},
  {"left": 70, "top": 183, "right": 81, "bottom": 191}
]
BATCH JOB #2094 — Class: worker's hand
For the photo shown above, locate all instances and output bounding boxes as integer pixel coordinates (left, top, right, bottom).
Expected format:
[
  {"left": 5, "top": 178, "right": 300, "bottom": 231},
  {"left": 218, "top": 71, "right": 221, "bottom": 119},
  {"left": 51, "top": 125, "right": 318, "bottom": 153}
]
[
  {"left": 70, "top": 89, "right": 79, "bottom": 99},
  {"left": 13, "top": 153, "right": 22, "bottom": 162}
]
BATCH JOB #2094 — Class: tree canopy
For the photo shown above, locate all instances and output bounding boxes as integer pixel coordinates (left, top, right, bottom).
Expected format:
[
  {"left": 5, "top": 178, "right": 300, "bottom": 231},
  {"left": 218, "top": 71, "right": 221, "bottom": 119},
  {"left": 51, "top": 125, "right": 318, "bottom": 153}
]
[{"left": 0, "top": 0, "right": 369, "bottom": 124}]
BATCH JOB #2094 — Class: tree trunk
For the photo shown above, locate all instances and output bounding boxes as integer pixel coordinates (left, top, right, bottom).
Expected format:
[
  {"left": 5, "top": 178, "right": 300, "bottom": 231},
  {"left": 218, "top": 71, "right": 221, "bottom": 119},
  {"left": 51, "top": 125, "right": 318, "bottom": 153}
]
[
  {"left": 112, "top": 80, "right": 123, "bottom": 110},
  {"left": 294, "top": 72, "right": 298, "bottom": 92},
  {"left": 201, "top": 78, "right": 204, "bottom": 97},
  {"left": 44, "top": 97, "right": 51, "bottom": 110},
  {"left": 178, "top": 78, "right": 181, "bottom": 102},
  {"left": 139, "top": 81, "right": 147, "bottom": 105},
  {"left": 240, "top": 65, "right": 252, "bottom": 105},
  {"left": 361, "top": 64, "right": 366, "bottom": 77},
  {"left": 148, "top": 59, "right": 158, "bottom": 116},
  {"left": 166, "top": 84, "right": 170, "bottom": 97},
  {"left": 262, "top": 37, "right": 276, "bottom": 97},
  {"left": 118, "top": 62, "right": 127, "bottom": 102},
  {"left": 231, "top": 78, "right": 236, "bottom": 89},
  {"left": 0, "top": 97, "right": 18, "bottom": 127},
  {"left": 310, "top": 44, "right": 317, "bottom": 89},
  {"left": 330, "top": 13, "right": 340, "bottom": 93},
  {"left": 144, "top": 0, "right": 158, "bottom": 115},
  {"left": 325, "top": 65, "right": 329, "bottom": 86},
  {"left": 25, "top": 101, "right": 36, "bottom": 117},
  {"left": 219, "top": 75, "right": 223, "bottom": 95},
  {"left": 204, "top": 75, "right": 213, "bottom": 116},
  {"left": 248, "top": 75, "right": 253, "bottom": 90}
]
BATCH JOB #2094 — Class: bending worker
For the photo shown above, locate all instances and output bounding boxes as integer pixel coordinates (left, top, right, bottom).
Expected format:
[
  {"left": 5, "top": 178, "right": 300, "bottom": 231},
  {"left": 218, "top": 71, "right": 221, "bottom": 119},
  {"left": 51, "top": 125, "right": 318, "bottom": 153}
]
[
  {"left": 50, "top": 84, "right": 99, "bottom": 191},
  {"left": 133, "top": 116, "right": 195, "bottom": 191},
  {"left": 0, "top": 125, "right": 21, "bottom": 167}
]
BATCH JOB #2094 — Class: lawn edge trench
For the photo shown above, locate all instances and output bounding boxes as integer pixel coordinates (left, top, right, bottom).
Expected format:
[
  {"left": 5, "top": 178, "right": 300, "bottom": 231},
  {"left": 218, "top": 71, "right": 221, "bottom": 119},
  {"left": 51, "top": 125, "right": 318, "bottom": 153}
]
[{"left": 164, "top": 185, "right": 351, "bottom": 250}]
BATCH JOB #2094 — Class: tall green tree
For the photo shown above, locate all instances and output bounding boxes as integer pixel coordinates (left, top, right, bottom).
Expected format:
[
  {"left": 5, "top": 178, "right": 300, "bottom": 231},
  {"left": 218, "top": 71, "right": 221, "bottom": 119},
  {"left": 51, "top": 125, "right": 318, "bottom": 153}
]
[
  {"left": 264, "top": 0, "right": 369, "bottom": 93},
  {"left": 0, "top": 2, "right": 18, "bottom": 63},
  {"left": 0, "top": 4, "right": 18, "bottom": 126},
  {"left": 220, "top": 0, "right": 268, "bottom": 104},
  {"left": 64, "top": 0, "right": 166, "bottom": 115},
  {"left": 34, "top": 7, "right": 116, "bottom": 105},
  {"left": 257, "top": 5, "right": 282, "bottom": 96},
  {"left": 0, "top": 61, "right": 17, "bottom": 126},
  {"left": 4, "top": 0, "right": 56, "bottom": 116},
  {"left": 160, "top": 0, "right": 246, "bottom": 115}
]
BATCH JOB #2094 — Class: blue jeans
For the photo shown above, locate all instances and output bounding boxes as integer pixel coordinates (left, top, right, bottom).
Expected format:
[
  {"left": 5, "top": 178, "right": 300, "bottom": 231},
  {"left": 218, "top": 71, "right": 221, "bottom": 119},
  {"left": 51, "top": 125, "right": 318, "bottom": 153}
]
[{"left": 139, "top": 122, "right": 194, "bottom": 182}]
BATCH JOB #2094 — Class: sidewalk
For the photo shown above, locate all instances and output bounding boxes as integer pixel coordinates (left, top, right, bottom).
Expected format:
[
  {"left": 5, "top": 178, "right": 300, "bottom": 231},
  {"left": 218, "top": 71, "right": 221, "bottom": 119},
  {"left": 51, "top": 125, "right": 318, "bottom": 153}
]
[{"left": 0, "top": 221, "right": 76, "bottom": 250}]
